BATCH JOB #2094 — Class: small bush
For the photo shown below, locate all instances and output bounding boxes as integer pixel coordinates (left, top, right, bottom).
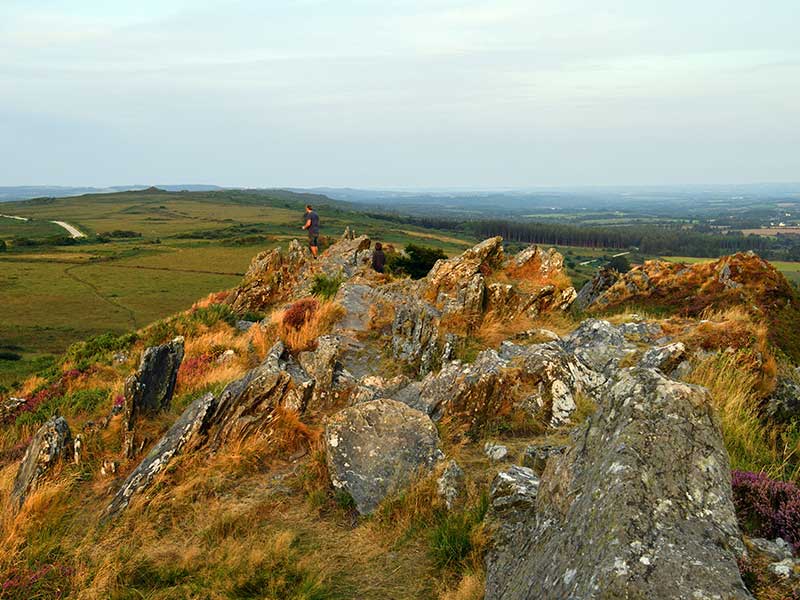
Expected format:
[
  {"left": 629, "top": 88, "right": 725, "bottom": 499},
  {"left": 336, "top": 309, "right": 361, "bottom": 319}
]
[
  {"left": 310, "top": 274, "right": 343, "bottom": 300},
  {"left": 283, "top": 299, "right": 320, "bottom": 331},
  {"left": 65, "top": 331, "right": 138, "bottom": 367},
  {"left": 387, "top": 244, "right": 447, "bottom": 279},
  {"left": 187, "top": 304, "right": 237, "bottom": 328},
  {"left": 731, "top": 470, "right": 800, "bottom": 554},
  {"left": 0, "top": 351, "right": 21, "bottom": 361}
]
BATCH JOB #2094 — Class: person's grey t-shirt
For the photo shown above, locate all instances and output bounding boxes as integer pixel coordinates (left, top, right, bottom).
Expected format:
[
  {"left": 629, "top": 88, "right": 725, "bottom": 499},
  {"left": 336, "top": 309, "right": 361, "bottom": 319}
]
[{"left": 306, "top": 211, "right": 320, "bottom": 235}]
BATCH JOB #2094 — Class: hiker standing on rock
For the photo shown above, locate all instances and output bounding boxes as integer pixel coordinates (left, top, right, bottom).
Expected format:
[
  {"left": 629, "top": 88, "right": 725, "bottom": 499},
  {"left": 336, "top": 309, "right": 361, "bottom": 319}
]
[{"left": 302, "top": 204, "right": 320, "bottom": 259}]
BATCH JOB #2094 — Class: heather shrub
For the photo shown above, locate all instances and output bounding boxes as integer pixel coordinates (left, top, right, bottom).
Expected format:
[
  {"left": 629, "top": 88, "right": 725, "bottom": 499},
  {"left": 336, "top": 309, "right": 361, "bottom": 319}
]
[
  {"left": 283, "top": 299, "right": 319, "bottom": 330},
  {"left": 731, "top": 470, "right": 800, "bottom": 554}
]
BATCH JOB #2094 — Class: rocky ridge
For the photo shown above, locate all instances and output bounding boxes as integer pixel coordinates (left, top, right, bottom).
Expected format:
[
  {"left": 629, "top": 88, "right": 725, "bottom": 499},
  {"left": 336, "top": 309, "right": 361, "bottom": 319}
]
[{"left": 5, "top": 233, "right": 796, "bottom": 598}]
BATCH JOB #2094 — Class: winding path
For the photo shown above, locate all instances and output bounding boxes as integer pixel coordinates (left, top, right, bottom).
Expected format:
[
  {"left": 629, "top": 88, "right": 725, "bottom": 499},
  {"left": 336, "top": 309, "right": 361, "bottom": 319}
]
[{"left": 51, "top": 220, "right": 85, "bottom": 238}]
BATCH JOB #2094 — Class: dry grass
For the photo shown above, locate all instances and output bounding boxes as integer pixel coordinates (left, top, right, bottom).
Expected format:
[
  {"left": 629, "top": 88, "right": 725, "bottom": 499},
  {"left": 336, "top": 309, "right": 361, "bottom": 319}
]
[
  {"left": 686, "top": 351, "right": 798, "bottom": 480},
  {"left": 474, "top": 311, "right": 533, "bottom": 348},
  {"left": 676, "top": 306, "right": 777, "bottom": 395},
  {"left": 438, "top": 573, "right": 485, "bottom": 600},
  {"left": 192, "top": 290, "right": 232, "bottom": 309},
  {"left": 271, "top": 299, "right": 345, "bottom": 353}
]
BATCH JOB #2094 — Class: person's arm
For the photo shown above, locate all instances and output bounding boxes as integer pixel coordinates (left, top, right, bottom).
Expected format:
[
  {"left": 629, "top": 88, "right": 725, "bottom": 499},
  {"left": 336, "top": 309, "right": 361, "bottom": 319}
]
[{"left": 303, "top": 218, "right": 311, "bottom": 230}]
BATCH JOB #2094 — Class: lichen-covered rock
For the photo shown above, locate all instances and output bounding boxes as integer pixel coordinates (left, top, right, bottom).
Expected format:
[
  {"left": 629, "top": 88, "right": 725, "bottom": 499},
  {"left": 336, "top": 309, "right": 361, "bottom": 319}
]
[
  {"left": 747, "top": 537, "right": 794, "bottom": 562},
  {"left": 437, "top": 459, "right": 467, "bottom": 510},
  {"left": 123, "top": 336, "right": 185, "bottom": 430},
  {"left": 325, "top": 398, "right": 443, "bottom": 515},
  {"left": 485, "top": 442, "right": 509, "bottom": 461},
  {"left": 521, "top": 443, "right": 567, "bottom": 475},
  {"left": 229, "top": 239, "right": 307, "bottom": 312},
  {"left": 575, "top": 267, "right": 620, "bottom": 310},
  {"left": 764, "top": 374, "right": 800, "bottom": 424},
  {"left": 485, "top": 368, "right": 751, "bottom": 600},
  {"left": 11, "top": 416, "right": 72, "bottom": 510},
  {"left": 486, "top": 466, "right": 540, "bottom": 554},
  {"left": 500, "top": 341, "right": 604, "bottom": 427},
  {"left": 106, "top": 393, "right": 215, "bottom": 517},
  {"left": 298, "top": 335, "right": 341, "bottom": 399},
  {"left": 391, "top": 298, "right": 443, "bottom": 374},
  {"left": 560, "top": 318, "right": 636, "bottom": 376},
  {"left": 423, "top": 236, "right": 503, "bottom": 315},
  {"left": 207, "top": 343, "right": 314, "bottom": 447},
  {"left": 639, "top": 341, "right": 688, "bottom": 374}
]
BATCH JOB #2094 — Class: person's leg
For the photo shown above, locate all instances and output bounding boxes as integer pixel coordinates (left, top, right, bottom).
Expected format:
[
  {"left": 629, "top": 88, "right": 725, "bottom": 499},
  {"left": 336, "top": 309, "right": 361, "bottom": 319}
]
[{"left": 310, "top": 236, "right": 319, "bottom": 258}]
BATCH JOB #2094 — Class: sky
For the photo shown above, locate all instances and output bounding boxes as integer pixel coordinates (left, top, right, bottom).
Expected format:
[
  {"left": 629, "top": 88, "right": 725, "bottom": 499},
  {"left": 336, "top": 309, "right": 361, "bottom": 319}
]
[{"left": 1, "top": 0, "right": 798, "bottom": 188}]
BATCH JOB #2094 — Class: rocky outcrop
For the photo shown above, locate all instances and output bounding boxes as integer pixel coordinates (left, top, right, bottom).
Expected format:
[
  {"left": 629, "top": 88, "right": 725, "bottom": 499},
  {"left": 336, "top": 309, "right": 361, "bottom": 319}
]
[
  {"left": 108, "top": 344, "right": 314, "bottom": 516},
  {"left": 124, "top": 337, "right": 185, "bottom": 430},
  {"left": 391, "top": 297, "right": 444, "bottom": 374},
  {"left": 577, "top": 252, "right": 800, "bottom": 359},
  {"left": 325, "top": 398, "right": 443, "bottom": 515},
  {"left": 11, "top": 416, "right": 72, "bottom": 510},
  {"left": 639, "top": 341, "right": 688, "bottom": 374},
  {"left": 206, "top": 342, "right": 314, "bottom": 447},
  {"left": 485, "top": 368, "right": 751, "bottom": 600},
  {"left": 106, "top": 392, "right": 215, "bottom": 517},
  {"left": 229, "top": 239, "right": 308, "bottom": 312},
  {"left": 560, "top": 319, "right": 635, "bottom": 376},
  {"left": 521, "top": 443, "right": 567, "bottom": 475}
]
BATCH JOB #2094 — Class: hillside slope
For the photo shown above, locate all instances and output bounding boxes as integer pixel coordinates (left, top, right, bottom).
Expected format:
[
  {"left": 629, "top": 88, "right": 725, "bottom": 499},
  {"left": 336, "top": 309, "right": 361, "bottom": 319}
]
[{"left": 1, "top": 235, "right": 799, "bottom": 599}]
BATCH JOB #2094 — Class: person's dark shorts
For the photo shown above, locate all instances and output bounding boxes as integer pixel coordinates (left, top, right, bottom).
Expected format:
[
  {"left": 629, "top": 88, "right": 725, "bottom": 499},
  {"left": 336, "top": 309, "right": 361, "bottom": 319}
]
[{"left": 308, "top": 234, "right": 319, "bottom": 247}]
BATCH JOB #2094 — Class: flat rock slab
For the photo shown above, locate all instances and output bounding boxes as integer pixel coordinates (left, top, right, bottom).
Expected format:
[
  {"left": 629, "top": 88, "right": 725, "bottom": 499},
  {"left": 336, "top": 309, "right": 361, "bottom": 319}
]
[{"left": 326, "top": 398, "right": 443, "bottom": 515}]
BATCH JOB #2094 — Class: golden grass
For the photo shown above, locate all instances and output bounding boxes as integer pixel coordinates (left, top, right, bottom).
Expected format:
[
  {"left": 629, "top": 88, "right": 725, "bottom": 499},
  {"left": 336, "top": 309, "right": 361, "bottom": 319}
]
[
  {"left": 686, "top": 351, "right": 798, "bottom": 480},
  {"left": 271, "top": 299, "right": 345, "bottom": 353},
  {"left": 474, "top": 311, "right": 533, "bottom": 348},
  {"left": 439, "top": 573, "right": 485, "bottom": 600}
]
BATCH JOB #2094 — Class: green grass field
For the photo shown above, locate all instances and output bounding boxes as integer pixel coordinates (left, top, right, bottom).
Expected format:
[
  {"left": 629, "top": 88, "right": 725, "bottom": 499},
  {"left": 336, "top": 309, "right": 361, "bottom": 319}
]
[{"left": 0, "top": 215, "right": 64, "bottom": 239}]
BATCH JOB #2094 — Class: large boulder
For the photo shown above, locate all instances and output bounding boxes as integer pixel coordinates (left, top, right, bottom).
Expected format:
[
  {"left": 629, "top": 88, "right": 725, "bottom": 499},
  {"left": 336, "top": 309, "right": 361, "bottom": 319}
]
[
  {"left": 123, "top": 336, "right": 185, "bottom": 430},
  {"left": 325, "top": 398, "right": 443, "bottom": 515},
  {"left": 391, "top": 297, "right": 444, "bottom": 374},
  {"left": 485, "top": 368, "right": 751, "bottom": 600},
  {"left": 11, "top": 416, "right": 72, "bottom": 510}
]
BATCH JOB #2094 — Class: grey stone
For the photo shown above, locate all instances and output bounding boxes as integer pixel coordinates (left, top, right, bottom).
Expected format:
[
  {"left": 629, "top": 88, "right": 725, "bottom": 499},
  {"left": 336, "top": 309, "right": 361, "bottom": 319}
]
[
  {"left": 391, "top": 298, "right": 443, "bottom": 375},
  {"left": 485, "top": 368, "right": 752, "bottom": 600},
  {"left": 764, "top": 374, "right": 800, "bottom": 423},
  {"left": 11, "top": 416, "right": 72, "bottom": 510},
  {"left": 560, "top": 318, "right": 636, "bottom": 376},
  {"left": 521, "top": 443, "right": 567, "bottom": 475},
  {"left": 639, "top": 341, "right": 688, "bottom": 374},
  {"left": 106, "top": 393, "right": 215, "bottom": 518},
  {"left": 748, "top": 537, "right": 794, "bottom": 562},
  {"left": 486, "top": 466, "right": 540, "bottom": 554},
  {"left": 325, "top": 398, "right": 443, "bottom": 515},
  {"left": 235, "top": 320, "right": 255, "bottom": 332},
  {"left": 124, "top": 336, "right": 185, "bottom": 430},
  {"left": 437, "top": 460, "right": 467, "bottom": 510},
  {"left": 485, "top": 442, "right": 509, "bottom": 461},
  {"left": 767, "top": 559, "right": 798, "bottom": 579}
]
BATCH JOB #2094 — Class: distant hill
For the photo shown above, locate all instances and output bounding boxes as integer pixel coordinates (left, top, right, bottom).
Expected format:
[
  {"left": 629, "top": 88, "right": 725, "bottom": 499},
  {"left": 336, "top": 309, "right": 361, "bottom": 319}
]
[{"left": 0, "top": 185, "right": 225, "bottom": 202}]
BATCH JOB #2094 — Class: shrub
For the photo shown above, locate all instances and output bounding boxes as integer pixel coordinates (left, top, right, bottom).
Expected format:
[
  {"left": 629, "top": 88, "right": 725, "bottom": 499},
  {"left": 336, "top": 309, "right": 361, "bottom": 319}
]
[
  {"left": 731, "top": 470, "right": 800, "bottom": 554},
  {"left": 386, "top": 244, "right": 446, "bottom": 279},
  {"left": 310, "top": 274, "right": 343, "bottom": 300},
  {"left": 65, "top": 331, "right": 138, "bottom": 367},
  {"left": 0, "top": 351, "right": 21, "bottom": 361},
  {"left": 283, "top": 299, "right": 319, "bottom": 331},
  {"left": 187, "top": 304, "right": 237, "bottom": 328}
]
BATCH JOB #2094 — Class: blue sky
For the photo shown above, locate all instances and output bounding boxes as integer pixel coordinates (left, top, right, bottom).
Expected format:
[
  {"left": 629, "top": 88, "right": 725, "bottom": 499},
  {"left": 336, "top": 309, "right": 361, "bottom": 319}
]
[{"left": 1, "top": 0, "right": 798, "bottom": 187}]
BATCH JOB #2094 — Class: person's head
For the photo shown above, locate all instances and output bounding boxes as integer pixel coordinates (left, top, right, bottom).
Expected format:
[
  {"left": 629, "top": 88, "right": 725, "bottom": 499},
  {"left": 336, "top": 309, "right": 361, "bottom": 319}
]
[
  {"left": 305, "top": 205, "right": 313, "bottom": 213},
  {"left": 375, "top": 242, "right": 382, "bottom": 251}
]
